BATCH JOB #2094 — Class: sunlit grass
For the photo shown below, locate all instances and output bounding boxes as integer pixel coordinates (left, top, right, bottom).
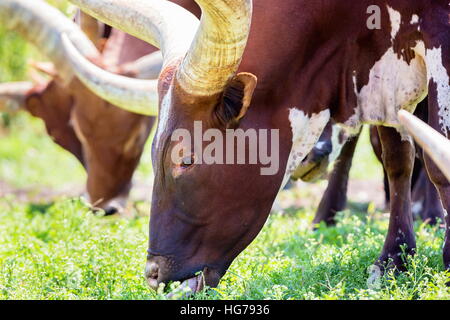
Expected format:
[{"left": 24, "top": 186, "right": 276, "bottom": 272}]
[
  {"left": 350, "top": 126, "right": 384, "bottom": 181},
  {"left": 0, "top": 197, "right": 151, "bottom": 300},
  {"left": 1, "top": 195, "right": 449, "bottom": 300}
]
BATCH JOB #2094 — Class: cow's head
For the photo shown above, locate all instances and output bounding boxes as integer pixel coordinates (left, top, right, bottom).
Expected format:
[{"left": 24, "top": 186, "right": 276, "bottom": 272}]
[
  {"left": 26, "top": 80, "right": 85, "bottom": 164},
  {"left": 0, "top": 77, "right": 155, "bottom": 215},
  {"left": 1, "top": 0, "right": 159, "bottom": 215},
  {"left": 68, "top": 78, "right": 154, "bottom": 214},
  {"left": 65, "top": 0, "right": 286, "bottom": 292}
]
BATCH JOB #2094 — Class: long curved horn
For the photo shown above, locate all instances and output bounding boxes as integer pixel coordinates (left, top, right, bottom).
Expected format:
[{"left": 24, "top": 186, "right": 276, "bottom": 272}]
[
  {"left": 0, "top": 0, "right": 99, "bottom": 83},
  {"left": 66, "top": 0, "right": 252, "bottom": 97},
  {"left": 177, "top": 0, "right": 253, "bottom": 96},
  {"left": 2, "top": 0, "right": 159, "bottom": 115},
  {"left": 63, "top": 0, "right": 201, "bottom": 114},
  {"left": 0, "top": 81, "right": 34, "bottom": 112},
  {"left": 62, "top": 34, "right": 158, "bottom": 116},
  {"left": 398, "top": 110, "right": 450, "bottom": 181}
]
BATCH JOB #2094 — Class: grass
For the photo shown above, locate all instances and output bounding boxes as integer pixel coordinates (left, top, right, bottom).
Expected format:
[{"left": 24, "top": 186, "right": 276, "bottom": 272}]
[
  {"left": 1, "top": 1, "right": 450, "bottom": 300},
  {"left": 1, "top": 195, "right": 449, "bottom": 300}
]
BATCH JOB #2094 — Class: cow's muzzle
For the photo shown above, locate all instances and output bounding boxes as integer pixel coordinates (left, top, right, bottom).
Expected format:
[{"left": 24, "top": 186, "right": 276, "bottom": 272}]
[{"left": 144, "top": 258, "right": 222, "bottom": 296}]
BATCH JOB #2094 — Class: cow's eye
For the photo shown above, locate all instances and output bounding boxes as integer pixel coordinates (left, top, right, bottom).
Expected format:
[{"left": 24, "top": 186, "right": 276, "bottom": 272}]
[{"left": 172, "top": 154, "right": 195, "bottom": 178}]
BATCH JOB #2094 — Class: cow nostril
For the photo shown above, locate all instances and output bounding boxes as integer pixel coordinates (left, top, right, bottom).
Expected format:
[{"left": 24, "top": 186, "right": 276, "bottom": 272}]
[
  {"left": 104, "top": 206, "right": 119, "bottom": 216},
  {"left": 145, "top": 262, "right": 160, "bottom": 290}
]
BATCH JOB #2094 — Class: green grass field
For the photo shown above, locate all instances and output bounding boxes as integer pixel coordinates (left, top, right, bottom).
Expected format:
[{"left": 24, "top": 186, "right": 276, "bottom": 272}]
[{"left": 1, "top": 2, "right": 450, "bottom": 300}]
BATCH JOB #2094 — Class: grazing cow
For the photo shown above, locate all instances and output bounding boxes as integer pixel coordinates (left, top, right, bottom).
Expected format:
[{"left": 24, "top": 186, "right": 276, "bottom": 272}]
[
  {"left": 0, "top": 0, "right": 159, "bottom": 214},
  {"left": 62, "top": 0, "right": 449, "bottom": 292},
  {"left": 1, "top": 0, "right": 201, "bottom": 214}
]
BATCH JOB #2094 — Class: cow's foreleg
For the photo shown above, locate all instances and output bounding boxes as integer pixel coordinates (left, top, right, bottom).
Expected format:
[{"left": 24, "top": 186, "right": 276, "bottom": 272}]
[
  {"left": 313, "top": 132, "right": 359, "bottom": 226},
  {"left": 376, "top": 126, "right": 416, "bottom": 271}
]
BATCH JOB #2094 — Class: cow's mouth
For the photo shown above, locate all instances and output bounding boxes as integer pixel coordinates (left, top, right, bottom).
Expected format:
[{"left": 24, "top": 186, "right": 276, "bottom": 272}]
[
  {"left": 145, "top": 261, "right": 207, "bottom": 297},
  {"left": 166, "top": 273, "right": 205, "bottom": 298},
  {"left": 146, "top": 259, "right": 223, "bottom": 298}
]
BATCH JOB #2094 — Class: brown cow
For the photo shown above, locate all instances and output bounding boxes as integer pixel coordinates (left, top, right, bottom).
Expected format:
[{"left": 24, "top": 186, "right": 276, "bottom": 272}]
[
  {"left": 57, "top": 0, "right": 450, "bottom": 292},
  {"left": 1, "top": 0, "right": 200, "bottom": 214},
  {"left": 0, "top": 0, "right": 158, "bottom": 214}
]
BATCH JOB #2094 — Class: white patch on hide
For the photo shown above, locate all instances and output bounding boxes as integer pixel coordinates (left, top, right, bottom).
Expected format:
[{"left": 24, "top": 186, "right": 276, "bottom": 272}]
[
  {"left": 155, "top": 86, "right": 173, "bottom": 150},
  {"left": 329, "top": 124, "right": 347, "bottom": 164},
  {"left": 103, "top": 196, "right": 127, "bottom": 213},
  {"left": 387, "top": 6, "right": 401, "bottom": 41},
  {"left": 280, "top": 108, "right": 330, "bottom": 189},
  {"left": 426, "top": 47, "right": 450, "bottom": 137},
  {"left": 347, "top": 44, "right": 428, "bottom": 131},
  {"left": 410, "top": 14, "right": 419, "bottom": 25}
]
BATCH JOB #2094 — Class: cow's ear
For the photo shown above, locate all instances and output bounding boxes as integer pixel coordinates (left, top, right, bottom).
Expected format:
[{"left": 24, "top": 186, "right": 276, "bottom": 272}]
[
  {"left": 24, "top": 83, "right": 50, "bottom": 117},
  {"left": 25, "top": 93, "right": 44, "bottom": 117},
  {"left": 216, "top": 72, "right": 257, "bottom": 126}
]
